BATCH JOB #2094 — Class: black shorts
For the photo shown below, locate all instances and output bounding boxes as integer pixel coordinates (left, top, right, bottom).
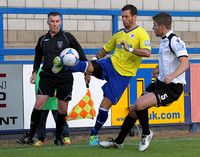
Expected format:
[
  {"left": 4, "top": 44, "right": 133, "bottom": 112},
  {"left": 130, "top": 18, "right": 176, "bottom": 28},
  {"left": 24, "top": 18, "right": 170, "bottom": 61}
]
[
  {"left": 145, "top": 79, "right": 183, "bottom": 107},
  {"left": 37, "top": 70, "right": 73, "bottom": 101}
]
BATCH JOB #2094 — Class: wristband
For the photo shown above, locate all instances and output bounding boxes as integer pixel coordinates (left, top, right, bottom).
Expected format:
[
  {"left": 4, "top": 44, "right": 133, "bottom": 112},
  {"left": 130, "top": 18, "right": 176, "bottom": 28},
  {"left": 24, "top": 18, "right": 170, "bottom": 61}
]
[
  {"left": 128, "top": 48, "right": 134, "bottom": 53},
  {"left": 92, "top": 56, "right": 97, "bottom": 60}
]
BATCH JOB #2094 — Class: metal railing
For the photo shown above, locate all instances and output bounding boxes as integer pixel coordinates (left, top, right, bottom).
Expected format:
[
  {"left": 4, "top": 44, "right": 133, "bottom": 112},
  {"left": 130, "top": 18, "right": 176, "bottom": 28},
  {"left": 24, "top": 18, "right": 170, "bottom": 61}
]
[{"left": 0, "top": 7, "right": 200, "bottom": 64}]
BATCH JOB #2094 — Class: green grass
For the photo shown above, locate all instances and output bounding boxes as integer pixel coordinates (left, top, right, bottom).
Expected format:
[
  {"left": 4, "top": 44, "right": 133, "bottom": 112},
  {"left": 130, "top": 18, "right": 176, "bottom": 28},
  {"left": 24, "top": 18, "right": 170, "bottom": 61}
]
[{"left": 0, "top": 137, "right": 200, "bottom": 157}]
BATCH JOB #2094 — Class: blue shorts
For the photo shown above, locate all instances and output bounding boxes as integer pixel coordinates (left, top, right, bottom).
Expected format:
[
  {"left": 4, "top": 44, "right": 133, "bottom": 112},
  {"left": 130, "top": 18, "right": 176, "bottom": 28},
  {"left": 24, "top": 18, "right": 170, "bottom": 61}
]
[{"left": 97, "top": 57, "right": 132, "bottom": 105}]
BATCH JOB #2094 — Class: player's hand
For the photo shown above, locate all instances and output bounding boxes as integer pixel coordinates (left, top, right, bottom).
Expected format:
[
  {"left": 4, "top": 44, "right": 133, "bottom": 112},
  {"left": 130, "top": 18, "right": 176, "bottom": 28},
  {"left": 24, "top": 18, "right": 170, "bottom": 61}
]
[
  {"left": 151, "top": 68, "right": 159, "bottom": 78},
  {"left": 30, "top": 73, "right": 36, "bottom": 84},
  {"left": 164, "top": 74, "right": 174, "bottom": 84},
  {"left": 53, "top": 92, "right": 57, "bottom": 98},
  {"left": 85, "top": 74, "right": 91, "bottom": 86},
  {"left": 120, "top": 40, "right": 129, "bottom": 51}
]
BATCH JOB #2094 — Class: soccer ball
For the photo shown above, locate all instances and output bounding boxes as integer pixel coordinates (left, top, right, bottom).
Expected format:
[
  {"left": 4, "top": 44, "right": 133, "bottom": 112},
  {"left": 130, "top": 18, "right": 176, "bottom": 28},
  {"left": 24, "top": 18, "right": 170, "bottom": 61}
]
[{"left": 60, "top": 48, "right": 79, "bottom": 67}]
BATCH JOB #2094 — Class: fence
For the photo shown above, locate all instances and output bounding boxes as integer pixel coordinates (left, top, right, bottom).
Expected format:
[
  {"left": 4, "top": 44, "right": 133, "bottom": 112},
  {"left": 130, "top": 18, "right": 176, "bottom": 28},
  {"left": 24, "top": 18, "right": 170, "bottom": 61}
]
[{"left": 0, "top": 7, "right": 200, "bottom": 64}]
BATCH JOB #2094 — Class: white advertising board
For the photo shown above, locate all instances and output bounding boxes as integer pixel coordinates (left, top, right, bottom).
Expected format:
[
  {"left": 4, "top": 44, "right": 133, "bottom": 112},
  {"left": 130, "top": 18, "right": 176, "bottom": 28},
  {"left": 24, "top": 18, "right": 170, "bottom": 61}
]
[{"left": 0, "top": 64, "right": 23, "bottom": 130}]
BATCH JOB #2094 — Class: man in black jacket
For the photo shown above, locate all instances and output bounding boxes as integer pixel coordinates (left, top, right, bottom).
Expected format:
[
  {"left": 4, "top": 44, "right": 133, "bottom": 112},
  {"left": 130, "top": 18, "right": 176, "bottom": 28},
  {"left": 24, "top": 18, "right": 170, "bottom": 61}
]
[{"left": 17, "top": 11, "right": 89, "bottom": 146}]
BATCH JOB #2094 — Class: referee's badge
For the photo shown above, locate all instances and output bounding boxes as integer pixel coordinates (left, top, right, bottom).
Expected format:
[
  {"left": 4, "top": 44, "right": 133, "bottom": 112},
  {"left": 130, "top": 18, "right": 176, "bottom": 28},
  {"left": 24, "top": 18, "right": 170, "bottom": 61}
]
[
  {"left": 130, "top": 34, "right": 135, "bottom": 39},
  {"left": 57, "top": 41, "right": 63, "bottom": 49}
]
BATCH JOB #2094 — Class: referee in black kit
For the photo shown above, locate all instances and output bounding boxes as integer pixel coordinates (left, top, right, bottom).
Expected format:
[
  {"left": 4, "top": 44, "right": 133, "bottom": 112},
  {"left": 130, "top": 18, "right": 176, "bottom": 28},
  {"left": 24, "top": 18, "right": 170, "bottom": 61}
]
[{"left": 17, "top": 11, "right": 90, "bottom": 146}]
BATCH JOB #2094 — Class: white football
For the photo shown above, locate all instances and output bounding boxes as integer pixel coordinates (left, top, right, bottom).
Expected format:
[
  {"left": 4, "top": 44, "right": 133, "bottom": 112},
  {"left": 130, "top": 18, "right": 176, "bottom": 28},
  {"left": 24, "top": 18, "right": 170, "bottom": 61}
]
[{"left": 60, "top": 48, "right": 79, "bottom": 67}]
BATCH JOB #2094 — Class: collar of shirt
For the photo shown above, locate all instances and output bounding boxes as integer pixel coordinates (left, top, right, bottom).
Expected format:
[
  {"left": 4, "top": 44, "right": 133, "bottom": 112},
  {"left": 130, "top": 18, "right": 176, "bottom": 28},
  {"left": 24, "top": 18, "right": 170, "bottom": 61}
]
[
  {"left": 162, "top": 30, "right": 173, "bottom": 39},
  {"left": 47, "top": 29, "right": 63, "bottom": 38}
]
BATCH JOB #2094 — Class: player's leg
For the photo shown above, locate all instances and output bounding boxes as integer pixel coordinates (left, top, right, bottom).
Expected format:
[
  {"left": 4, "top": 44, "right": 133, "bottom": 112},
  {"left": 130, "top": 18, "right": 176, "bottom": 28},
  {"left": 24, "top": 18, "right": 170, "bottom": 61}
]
[
  {"left": 17, "top": 71, "right": 55, "bottom": 145},
  {"left": 34, "top": 110, "right": 49, "bottom": 146},
  {"left": 134, "top": 93, "right": 157, "bottom": 151},
  {"left": 62, "top": 122, "right": 70, "bottom": 145},
  {"left": 17, "top": 95, "right": 49, "bottom": 145},
  {"left": 89, "top": 97, "right": 112, "bottom": 145},
  {"left": 135, "top": 93, "right": 157, "bottom": 134},
  {"left": 90, "top": 59, "right": 132, "bottom": 145},
  {"left": 54, "top": 100, "right": 68, "bottom": 146},
  {"left": 29, "top": 95, "right": 50, "bottom": 137},
  {"left": 52, "top": 55, "right": 90, "bottom": 74},
  {"left": 51, "top": 110, "right": 57, "bottom": 139},
  {"left": 115, "top": 106, "right": 138, "bottom": 143},
  {"left": 53, "top": 70, "right": 72, "bottom": 146},
  {"left": 52, "top": 110, "right": 71, "bottom": 145},
  {"left": 99, "top": 106, "right": 137, "bottom": 148},
  {"left": 53, "top": 55, "right": 101, "bottom": 77}
]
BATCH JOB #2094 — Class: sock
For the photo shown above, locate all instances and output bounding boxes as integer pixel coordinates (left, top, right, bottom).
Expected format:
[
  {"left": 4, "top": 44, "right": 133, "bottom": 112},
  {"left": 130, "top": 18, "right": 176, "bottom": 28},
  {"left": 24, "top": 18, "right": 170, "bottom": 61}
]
[
  {"left": 66, "top": 61, "right": 88, "bottom": 73},
  {"left": 90, "top": 107, "right": 109, "bottom": 136},
  {"left": 56, "top": 112, "right": 67, "bottom": 139},
  {"left": 114, "top": 114, "right": 137, "bottom": 144},
  {"left": 135, "top": 109, "right": 150, "bottom": 135},
  {"left": 29, "top": 108, "right": 42, "bottom": 138}
]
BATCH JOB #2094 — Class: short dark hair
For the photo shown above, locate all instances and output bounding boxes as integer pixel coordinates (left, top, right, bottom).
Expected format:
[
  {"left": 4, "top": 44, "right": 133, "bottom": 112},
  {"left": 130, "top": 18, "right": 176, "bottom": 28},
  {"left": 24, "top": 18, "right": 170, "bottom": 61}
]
[
  {"left": 152, "top": 12, "right": 172, "bottom": 29},
  {"left": 48, "top": 11, "right": 61, "bottom": 19},
  {"left": 121, "top": 4, "right": 137, "bottom": 16}
]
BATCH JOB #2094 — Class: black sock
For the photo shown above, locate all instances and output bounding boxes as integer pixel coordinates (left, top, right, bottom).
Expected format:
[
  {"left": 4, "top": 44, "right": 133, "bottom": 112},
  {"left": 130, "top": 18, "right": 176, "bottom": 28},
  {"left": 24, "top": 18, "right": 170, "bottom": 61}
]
[
  {"left": 135, "top": 109, "right": 150, "bottom": 135},
  {"left": 56, "top": 113, "right": 67, "bottom": 139},
  {"left": 114, "top": 114, "right": 137, "bottom": 144},
  {"left": 29, "top": 108, "right": 42, "bottom": 138}
]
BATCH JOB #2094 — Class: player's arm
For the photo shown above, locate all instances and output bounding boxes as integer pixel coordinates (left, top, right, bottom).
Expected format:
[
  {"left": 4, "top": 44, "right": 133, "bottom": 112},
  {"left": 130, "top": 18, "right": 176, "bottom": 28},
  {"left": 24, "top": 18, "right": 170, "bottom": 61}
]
[
  {"left": 31, "top": 38, "right": 43, "bottom": 84},
  {"left": 151, "top": 65, "right": 159, "bottom": 78},
  {"left": 164, "top": 37, "right": 189, "bottom": 84},
  {"left": 121, "top": 40, "right": 151, "bottom": 57},
  {"left": 93, "top": 47, "right": 108, "bottom": 60},
  {"left": 30, "top": 72, "right": 37, "bottom": 84},
  {"left": 164, "top": 56, "right": 189, "bottom": 84}
]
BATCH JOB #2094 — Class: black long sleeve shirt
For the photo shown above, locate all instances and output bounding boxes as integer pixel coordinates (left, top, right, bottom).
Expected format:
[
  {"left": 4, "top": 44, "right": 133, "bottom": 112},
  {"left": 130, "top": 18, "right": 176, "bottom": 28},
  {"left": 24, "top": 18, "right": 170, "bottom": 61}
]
[{"left": 33, "top": 29, "right": 87, "bottom": 72}]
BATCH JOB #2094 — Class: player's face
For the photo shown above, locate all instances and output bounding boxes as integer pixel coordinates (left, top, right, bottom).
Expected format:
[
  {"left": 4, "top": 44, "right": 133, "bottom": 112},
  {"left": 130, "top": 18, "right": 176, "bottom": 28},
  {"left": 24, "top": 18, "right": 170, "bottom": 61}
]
[
  {"left": 152, "top": 21, "right": 163, "bottom": 37},
  {"left": 122, "top": 10, "right": 137, "bottom": 30},
  {"left": 47, "top": 15, "right": 62, "bottom": 35}
]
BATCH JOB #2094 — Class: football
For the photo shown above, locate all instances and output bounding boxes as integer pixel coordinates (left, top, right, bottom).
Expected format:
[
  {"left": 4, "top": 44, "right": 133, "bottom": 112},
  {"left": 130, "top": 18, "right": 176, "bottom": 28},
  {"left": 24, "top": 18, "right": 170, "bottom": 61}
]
[{"left": 60, "top": 48, "right": 79, "bottom": 67}]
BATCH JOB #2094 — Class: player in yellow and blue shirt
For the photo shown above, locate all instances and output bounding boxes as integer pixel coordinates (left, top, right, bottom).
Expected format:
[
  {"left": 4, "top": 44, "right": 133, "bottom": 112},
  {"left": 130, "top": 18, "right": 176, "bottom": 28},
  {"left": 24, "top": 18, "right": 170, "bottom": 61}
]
[
  {"left": 52, "top": 4, "right": 151, "bottom": 145},
  {"left": 104, "top": 26, "right": 151, "bottom": 76}
]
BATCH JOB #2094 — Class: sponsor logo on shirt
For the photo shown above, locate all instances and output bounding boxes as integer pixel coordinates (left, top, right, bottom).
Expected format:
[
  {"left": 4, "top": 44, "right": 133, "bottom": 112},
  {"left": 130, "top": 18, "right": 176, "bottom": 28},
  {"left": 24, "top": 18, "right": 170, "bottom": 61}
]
[
  {"left": 130, "top": 34, "right": 135, "bottom": 39},
  {"left": 116, "top": 44, "right": 132, "bottom": 50},
  {"left": 44, "top": 39, "right": 49, "bottom": 41}
]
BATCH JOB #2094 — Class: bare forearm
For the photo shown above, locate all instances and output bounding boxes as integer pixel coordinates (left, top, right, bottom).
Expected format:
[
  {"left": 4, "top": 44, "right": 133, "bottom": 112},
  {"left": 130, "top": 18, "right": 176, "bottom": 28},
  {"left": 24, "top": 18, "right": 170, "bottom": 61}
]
[
  {"left": 164, "top": 57, "right": 189, "bottom": 84},
  {"left": 121, "top": 40, "right": 151, "bottom": 57},
  {"left": 152, "top": 65, "right": 159, "bottom": 78},
  {"left": 131, "top": 48, "right": 151, "bottom": 57},
  {"left": 170, "top": 57, "right": 189, "bottom": 79},
  {"left": 96, "top": 48, "right": 108, "bottom": 59}
]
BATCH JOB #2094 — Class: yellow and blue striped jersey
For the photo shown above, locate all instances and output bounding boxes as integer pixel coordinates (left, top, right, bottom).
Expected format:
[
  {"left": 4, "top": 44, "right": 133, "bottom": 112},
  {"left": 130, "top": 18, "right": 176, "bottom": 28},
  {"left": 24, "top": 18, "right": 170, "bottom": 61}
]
[{"left": 103, "top": 26, "right": 151, "bottom": 76}]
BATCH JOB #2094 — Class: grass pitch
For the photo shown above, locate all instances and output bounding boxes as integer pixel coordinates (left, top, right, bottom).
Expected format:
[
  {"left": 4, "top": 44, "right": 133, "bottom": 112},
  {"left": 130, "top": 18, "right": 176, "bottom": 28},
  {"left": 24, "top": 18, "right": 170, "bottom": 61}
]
[{"left": 0, "top": 137, "right": 200, "bottom": 157}]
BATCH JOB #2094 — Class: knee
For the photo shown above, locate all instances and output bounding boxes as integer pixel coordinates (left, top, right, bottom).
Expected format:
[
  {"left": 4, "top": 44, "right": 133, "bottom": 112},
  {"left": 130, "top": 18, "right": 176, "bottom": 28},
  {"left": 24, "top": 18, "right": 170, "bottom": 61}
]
[
  {"left": 134, "top": 98, "right": 143, "bottom": 111},
  {"left": 58, "top": 107, "right": 67, "bottom": 115},
  {"left": 57, "top": 101, "right": 68, "bottom": 114},
  {"left": 86, "top": 61, "right": 94, "bottom": 74},
  {"left": 34, "top": 102, "right": 44, "bottom": 110},
  {"left": 129, "top": 106, "right": 137, "bottom": 118}
]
